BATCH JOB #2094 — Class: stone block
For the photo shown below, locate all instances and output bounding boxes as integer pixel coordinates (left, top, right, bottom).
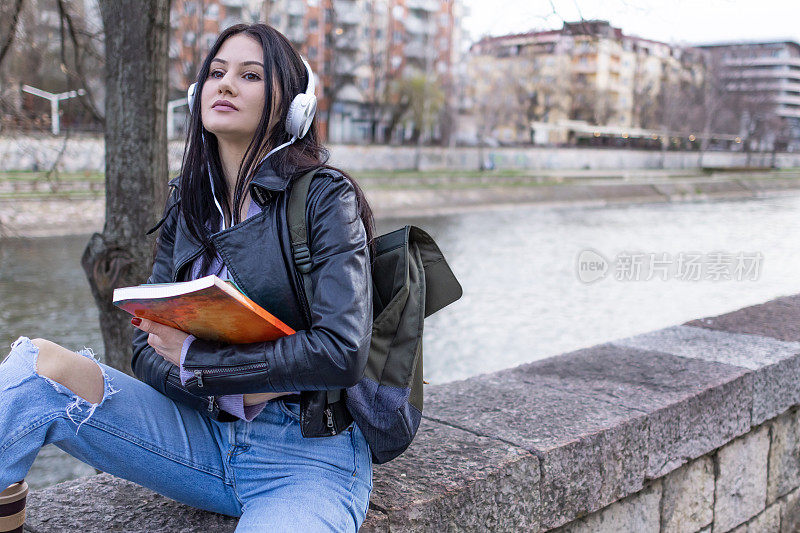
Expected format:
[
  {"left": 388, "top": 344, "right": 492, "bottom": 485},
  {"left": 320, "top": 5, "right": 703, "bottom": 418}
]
[
  {"left": 25, "top": 473, "right": 238, "bottom": 532},
  {"left": 514, "top": 342, "right": 752, "bottom": 479},
  {"left": 366, "top": 417, "right": 540, "bottom": 532},
  {"left": 424, "top": 343, "right": 751, "bottom": 529},
  {"left": 779, "top": 487, "right": 800, "bottom": 533},
  {"left": 553, "top": 481, "right": 662, "bottom": 533},
  {"left": 423, "top": 360, "right": 648, "bottom": 529},
  {"left": 360, "top": 509, "right": 389, "bottom": 532},
  {"left": 613, "top": 325, "right": 800, "bottom": 424},
  {"left": 685, "top": 294, "right": 800, "bottom": 343},
  {"left": 768, "top": 408, "right": 800, "bottom": 504},
  {"left": 714, "top": 426, "right": 770, "bottom": 532},
  {"left": 660, "top": 456, "right": 714, "bottom": 533},
  {"left": 644, "top": 373, "right": 752, "bottom": 478},
  {"left": 730, "top": 503, "right": 780, "bottom": 533}
]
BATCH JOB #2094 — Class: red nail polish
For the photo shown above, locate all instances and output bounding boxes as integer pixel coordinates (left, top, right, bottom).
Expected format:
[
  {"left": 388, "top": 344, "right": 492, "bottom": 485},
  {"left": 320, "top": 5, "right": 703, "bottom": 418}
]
[{"left": 131, "top": 317, "right": 142, "bottom": 326}]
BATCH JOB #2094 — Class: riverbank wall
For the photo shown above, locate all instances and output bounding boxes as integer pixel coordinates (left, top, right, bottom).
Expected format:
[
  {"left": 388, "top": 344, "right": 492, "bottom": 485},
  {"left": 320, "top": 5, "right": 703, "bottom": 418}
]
[
  {"left": 2, "top": 172, "right": 799, "bottom": 238},
  {"left": 20, "top": 292, "right": 800, "bottom": 531},
  {"left": 3, "top": 135, "right": 800, "bottom": 172}
]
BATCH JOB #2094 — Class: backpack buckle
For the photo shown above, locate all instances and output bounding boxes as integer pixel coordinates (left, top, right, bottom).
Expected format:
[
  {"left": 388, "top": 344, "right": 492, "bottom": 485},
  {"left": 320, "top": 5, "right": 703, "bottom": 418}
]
[{"left": 292, "top": 244, "right": 312, "bottom": 273}]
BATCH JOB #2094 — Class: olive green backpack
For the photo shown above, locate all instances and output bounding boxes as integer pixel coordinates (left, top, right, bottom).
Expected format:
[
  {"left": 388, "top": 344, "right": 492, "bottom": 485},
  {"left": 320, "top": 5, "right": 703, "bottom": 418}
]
[{"left": 288, "top": 168, "right": 463, "bottom": 463}]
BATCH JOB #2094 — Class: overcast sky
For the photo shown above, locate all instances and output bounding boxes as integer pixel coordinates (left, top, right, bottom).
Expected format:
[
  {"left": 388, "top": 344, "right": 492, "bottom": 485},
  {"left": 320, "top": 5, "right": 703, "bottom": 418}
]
[{"left": 461, "top": 0, "right": 800, "bottom": 48}]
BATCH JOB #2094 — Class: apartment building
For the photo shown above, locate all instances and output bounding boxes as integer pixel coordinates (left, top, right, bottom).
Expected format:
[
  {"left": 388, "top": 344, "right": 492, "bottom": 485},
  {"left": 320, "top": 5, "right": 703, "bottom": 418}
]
[
  {"left": 266, "top": 0, "right": 465, "bottom": 143},
  {"left": 465, "top": 20, "right": 702, "bottom": 146},
  {"left": 170, "top": 1, "right": 264, "bottom": 97},
  {"left": 696, "top": 40, "right": 800, "bottom": 150},
  {"left": 169, "top": 0, "right": 465, "bottom": 143}
]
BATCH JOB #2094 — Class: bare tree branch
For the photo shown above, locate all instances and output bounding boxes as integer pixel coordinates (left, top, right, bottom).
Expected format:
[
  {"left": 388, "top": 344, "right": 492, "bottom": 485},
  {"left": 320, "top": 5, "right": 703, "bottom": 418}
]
[
  {"left": 0, "top": 0, "right": 24, "bottom": 67},
  {"left": 56, "top": 0, "right": 105, "bottom": 124}
]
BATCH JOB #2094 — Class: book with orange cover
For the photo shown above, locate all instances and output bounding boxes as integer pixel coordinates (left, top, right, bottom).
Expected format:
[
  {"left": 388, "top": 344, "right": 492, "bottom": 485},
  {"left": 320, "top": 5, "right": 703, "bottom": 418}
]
[{"left": 112, "top": 274, "right": 295, "bottom": 343}]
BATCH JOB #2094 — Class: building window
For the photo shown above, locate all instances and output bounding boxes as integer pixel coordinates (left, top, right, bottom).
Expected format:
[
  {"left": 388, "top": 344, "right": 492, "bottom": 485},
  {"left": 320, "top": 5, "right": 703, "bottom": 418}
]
[
  {"left": 309, "top": 18, "right": 318, "bottom": 30},
  {"left": 225, "top": 6, "right": 243, "bottom": 20},
  {"left": 393, "top": 30, "right": 403, "bottom": 43},
  {"left": 205, "top": 4, "right": 219, "bottom": 18},
  {"left": 308, "top": 46, "right": 317, "bottom": 59}
]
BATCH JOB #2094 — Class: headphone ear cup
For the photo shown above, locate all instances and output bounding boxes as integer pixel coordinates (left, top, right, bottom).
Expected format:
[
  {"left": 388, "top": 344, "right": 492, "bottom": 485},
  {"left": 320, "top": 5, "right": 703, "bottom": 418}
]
[
  {"left": 285, "top": 93, "right": 317, "bottom": 139},
  {"left": 187, "top": 83, "right": 197, "bottom": 114}
]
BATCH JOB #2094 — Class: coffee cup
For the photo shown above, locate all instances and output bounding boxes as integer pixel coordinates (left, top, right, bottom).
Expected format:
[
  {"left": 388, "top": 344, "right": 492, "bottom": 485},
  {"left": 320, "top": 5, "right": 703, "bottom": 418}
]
[{"left": 0, "top": 481, "right": 28, "bottom": 533}]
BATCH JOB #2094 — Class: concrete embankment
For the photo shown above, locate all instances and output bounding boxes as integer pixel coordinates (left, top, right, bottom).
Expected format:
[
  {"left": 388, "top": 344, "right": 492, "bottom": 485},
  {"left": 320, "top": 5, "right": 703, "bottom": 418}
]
[
  {"left": 2, "top": 169, "right": 800, "bottom": 238},
  {"left": 21, "top": 289, "right": 800, "bottom": 531}
]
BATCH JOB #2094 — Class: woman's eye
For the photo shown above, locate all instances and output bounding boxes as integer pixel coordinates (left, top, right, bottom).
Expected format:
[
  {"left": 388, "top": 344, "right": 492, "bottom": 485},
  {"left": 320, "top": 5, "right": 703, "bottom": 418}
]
[
  {"left": 210, "top": 70, "right": 223, "bottom": 78},
  {"left": 245, "top": 72, "right": 261, "bottom": 81}
]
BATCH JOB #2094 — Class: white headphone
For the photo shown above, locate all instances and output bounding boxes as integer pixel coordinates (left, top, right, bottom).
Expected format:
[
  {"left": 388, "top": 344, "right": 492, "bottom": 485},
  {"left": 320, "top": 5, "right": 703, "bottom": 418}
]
[{"left": 187, "top": 55, "right": 318, "bottom": 230}]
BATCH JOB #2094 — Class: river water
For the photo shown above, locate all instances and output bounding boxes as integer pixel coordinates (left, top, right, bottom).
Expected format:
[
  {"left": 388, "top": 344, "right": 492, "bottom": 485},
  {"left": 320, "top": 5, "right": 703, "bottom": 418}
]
[{"left": 3, "top": 191, "right": 800, "bottom": 489}]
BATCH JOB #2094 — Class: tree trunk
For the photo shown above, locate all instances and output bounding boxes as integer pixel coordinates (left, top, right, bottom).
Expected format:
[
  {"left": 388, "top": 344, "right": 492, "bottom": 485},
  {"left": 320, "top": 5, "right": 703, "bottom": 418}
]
[{"left": 82, "top": 0, "right": 171, "bottom": 375}]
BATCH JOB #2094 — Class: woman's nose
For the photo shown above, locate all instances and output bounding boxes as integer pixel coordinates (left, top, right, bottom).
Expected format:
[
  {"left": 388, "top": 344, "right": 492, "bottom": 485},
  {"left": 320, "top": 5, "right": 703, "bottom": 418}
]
[{"left": 217, "top": 74, "right": 237, "bottom": 96}]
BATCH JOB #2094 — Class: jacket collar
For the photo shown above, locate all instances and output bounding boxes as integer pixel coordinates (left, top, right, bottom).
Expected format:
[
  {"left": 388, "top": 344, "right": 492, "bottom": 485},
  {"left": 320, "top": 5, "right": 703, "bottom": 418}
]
[
  {"left": 168, "top": 157, "right": 289, "bottom": 279},
  {"left": 166, "top": 157, "right": 288, "bottom": 192},
  {"left": 248, "top": 156, "right": 290, "bottom": 193}
]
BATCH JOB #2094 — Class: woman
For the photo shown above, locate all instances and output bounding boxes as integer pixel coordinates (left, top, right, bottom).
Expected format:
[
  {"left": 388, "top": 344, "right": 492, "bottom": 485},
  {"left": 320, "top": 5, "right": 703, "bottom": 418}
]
[{"left": 0, "top": 23, "right": 374, "bottom": 532}]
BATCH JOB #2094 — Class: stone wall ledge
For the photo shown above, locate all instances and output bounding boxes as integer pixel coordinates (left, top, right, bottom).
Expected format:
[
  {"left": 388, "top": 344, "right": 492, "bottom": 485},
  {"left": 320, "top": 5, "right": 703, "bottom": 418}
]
[
  {"left": 4, "top": 135, "right": 800, "bottom": 172},
  {"left": 21, "top": 293, "right": 800, "bottom": 532}
]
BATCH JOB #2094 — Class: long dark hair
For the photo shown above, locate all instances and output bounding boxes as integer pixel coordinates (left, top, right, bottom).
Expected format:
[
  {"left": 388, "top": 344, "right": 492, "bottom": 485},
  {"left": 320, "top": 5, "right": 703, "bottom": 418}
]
[{"left": 177, "top": 23, "right": 375, "bottom": 274}]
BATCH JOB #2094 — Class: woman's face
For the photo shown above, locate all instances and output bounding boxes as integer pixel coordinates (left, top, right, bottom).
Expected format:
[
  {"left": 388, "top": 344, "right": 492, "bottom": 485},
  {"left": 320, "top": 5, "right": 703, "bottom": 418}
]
[{"left": 201, "top": 33, "right": 274, "bottom": 145}]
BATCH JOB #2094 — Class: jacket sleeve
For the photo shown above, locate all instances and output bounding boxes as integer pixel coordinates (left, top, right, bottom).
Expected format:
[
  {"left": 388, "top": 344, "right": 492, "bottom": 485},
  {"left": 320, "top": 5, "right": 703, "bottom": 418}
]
[
  {"left": 130, "top": 187, "right": 217, "bottom": 409},
  {"left": 181, "top": 174, "right": 373, "bottom": 395}
]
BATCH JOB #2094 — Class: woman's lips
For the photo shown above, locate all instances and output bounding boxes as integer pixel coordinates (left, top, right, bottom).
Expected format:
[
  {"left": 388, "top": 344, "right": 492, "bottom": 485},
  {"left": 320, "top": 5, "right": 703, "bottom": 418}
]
[{"left": 213, "top": 104, "right": 238, "bottom": 112}]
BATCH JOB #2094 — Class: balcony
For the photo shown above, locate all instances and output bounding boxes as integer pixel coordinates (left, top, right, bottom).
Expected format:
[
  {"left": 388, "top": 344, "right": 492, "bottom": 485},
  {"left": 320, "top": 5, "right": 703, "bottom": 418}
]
[
  {"left": 406, "top": 0, "right": 439, "bottom": 12},
  {"left": 285, "top": 26, "right": 306, "bottom": 43},
  {"left": 334, "top": 57, "right": 358, "bottom": 75},
  {"left": 572, "top": 60, "right": 598, "bottom": 73},
  {"left": 405, "top": 42, "right": 427, "bottom": 59},
  {"left": 776, "top": 94, "right": 800, "bottom": 106},
  {"left": 287, "top": 1, "right": 305, "bottom": 16},
  {"left": 334, "top": 35, "right": 360, "bottom": 51},
  {"left": 777, "top": 107, "right": 800, "bottom": 119},
  {"left": 402, "top": 16, "right": 435, "bottom": 35},
  {"left": 335, "top": 8, "right": 361, "bottom": 25},
  {"left": 724, "top": 57, "right": 800, "bottom": 69}
]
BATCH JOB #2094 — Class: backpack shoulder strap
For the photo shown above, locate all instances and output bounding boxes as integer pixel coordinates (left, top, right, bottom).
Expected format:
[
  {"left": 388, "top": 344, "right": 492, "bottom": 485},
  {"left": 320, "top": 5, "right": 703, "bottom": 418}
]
[
  {"left": 288, "top": 168, "right": 317, "bottom": 308},
  {"left": 287, "top": 167, "right": 342, "bottom": 405}
]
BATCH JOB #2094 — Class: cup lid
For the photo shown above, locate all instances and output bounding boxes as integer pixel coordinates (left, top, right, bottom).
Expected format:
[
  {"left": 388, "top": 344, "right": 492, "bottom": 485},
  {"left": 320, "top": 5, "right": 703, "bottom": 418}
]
[{"left": 0, "top": 481, "right": 28, "bottom": 504}]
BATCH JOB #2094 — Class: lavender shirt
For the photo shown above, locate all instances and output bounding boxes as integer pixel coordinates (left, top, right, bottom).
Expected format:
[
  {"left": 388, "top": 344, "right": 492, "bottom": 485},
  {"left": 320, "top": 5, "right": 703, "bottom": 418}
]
[{"left": 177, "top": 198, "right": 286, "bottom": 421}]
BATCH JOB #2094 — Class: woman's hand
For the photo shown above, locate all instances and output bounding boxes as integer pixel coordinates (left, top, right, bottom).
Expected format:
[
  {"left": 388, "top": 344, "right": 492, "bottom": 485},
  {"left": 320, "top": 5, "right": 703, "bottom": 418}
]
[{"left": 131, "top": 317, "right": 189, "bottom": 367}]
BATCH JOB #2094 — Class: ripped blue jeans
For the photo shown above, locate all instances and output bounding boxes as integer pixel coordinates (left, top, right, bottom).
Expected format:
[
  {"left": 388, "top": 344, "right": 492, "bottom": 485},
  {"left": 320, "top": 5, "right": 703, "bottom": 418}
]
[{"left": 0, "top": 337, "right": 373, "bottom": 532}]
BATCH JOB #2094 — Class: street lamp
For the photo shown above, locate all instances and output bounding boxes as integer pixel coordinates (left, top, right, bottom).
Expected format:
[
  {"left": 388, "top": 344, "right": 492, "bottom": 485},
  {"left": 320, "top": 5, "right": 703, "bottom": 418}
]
[{"left": 21, "top": 84, "right": 86, "bottom": 135}]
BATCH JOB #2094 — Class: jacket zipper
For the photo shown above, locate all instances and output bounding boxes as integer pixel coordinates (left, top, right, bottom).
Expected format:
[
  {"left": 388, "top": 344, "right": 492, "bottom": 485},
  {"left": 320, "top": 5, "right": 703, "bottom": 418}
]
[
  {"left": 188, "top": 362, "right": 269, "bottom": 388},
  {"left": 325, "top": 407, "right": 335, "bottom": 431}
]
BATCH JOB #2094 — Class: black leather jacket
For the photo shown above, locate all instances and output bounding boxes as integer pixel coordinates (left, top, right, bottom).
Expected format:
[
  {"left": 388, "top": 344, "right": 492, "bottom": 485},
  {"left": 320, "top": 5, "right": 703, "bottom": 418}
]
[{"left": 130, "top": 161, "right": 372, "bottom": 437}]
